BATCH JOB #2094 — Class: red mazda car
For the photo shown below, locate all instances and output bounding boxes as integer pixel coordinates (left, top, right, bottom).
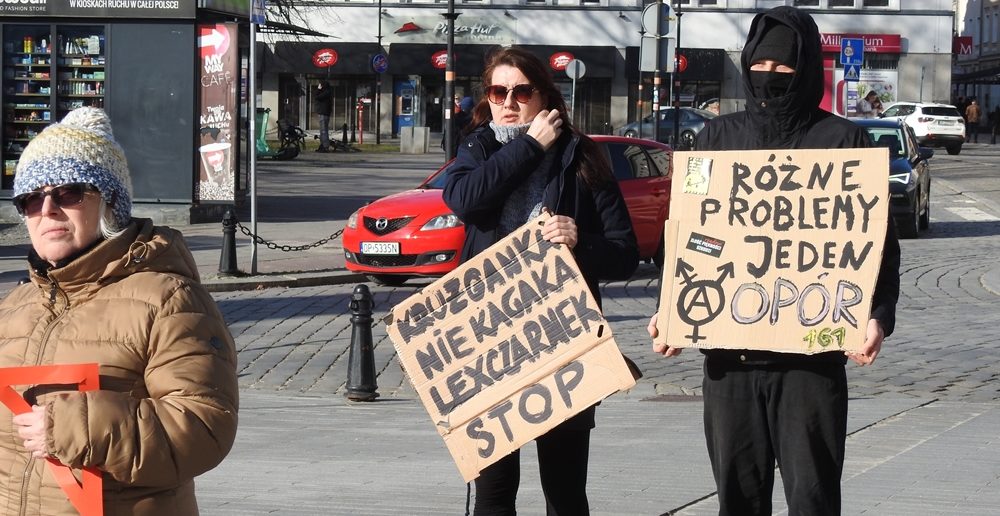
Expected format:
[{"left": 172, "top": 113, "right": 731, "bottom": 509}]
[{"left": 342, "top": 136, "right": 673, "bottom": 286}]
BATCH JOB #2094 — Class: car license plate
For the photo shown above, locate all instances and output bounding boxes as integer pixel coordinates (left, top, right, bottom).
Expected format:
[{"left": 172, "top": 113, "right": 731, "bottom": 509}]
[
  {"left": 361, "top": 242, "right": 400, "bottom": 255},
  {"left": 937, "top": 120, "right": 954, "bottom": 126}
]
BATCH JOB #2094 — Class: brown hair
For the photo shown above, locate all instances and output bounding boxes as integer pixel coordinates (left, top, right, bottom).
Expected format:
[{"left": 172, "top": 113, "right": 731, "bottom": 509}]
[{"left": 470, "top": 47, "right": 613, "bottom": 189}]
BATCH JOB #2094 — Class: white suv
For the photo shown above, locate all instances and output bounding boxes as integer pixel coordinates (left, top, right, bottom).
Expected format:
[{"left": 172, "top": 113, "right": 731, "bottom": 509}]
[{"left": 879, "top": 102, "right": 966, "bottom": 155}]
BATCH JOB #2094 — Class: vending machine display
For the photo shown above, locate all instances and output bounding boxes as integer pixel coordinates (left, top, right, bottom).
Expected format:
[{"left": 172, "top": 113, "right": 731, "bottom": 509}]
[{"left": 2, "top": 25, "right": 105, "bottom": 191}]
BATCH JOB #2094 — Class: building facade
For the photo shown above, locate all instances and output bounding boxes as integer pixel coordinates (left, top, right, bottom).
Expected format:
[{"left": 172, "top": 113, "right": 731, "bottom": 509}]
[{"left": 259, "top": 0, "right": 955, "bottom": 142}]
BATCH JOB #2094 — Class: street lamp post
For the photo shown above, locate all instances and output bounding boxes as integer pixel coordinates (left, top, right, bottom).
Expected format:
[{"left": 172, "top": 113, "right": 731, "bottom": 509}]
[
  {"left": 376, "top": 0, "right": 383, "bottom": 145},
  {"left": 651, "top": 0, "right": 664, "bottom": 143},
  {"left": 443, "top": 0, "right": 459, "bottom": 162},
  {"left": 673, "top": 3, "right": 683, "bottom": 148}
]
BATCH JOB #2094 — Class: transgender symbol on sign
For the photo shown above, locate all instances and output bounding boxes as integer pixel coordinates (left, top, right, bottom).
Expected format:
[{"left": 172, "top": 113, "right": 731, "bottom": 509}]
[{"left": 675, "top": 259, "right": 735, "bottom": 343}]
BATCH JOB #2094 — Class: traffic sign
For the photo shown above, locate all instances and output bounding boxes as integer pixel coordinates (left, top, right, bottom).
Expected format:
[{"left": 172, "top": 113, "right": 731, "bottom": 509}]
[
  {"left": 641, "top": 3, "right": 671, "bottom": 35},
  {"left": 251, "top": 0, "right": 266, "bottom": 25},
  {"left": 840, "top": 37, "right": 864, "bottom": 66},
  {"left": 565, "top": 59, "right": 586, "bottom": 80},
  {"left": 371, "top": 53, "right": 388, "bottom": 74},
  {"left": 640, "top": 36, "right": 675, "bottom": 73},
  {"left": 844, "top": 64, "right": 861, "bottom": 82}
]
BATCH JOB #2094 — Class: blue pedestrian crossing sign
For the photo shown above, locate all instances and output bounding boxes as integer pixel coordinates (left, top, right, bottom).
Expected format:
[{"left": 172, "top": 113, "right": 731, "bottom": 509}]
[
  {"left": 840, "top": 38, "right": 864, "bottom": 66},
  {"left": 844, "top": 64, "right": 861, "bottom": 82}
]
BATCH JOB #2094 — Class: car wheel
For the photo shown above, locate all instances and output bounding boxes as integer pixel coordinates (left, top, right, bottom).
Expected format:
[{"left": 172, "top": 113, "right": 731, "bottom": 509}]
[
  {"left": 919, "top": 187, "right": 930, "bottom": 230},
  {"left": 624, "top": 130, "right": 638, "bottom": 138},
  {"left": 680, "top": 131, "right": 696, "bottom": 150},
  {"left": 366, "top": 274, "right": 411, "bottom": 287},
  {"left": 898, "top": 199, "right": 920, "bottom": 239},
  {"left": 946, "top": 143, "right": 962, "bottom": 155}
]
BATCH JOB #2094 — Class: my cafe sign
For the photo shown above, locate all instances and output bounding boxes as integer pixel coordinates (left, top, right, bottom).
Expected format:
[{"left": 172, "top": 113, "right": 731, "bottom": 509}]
[
  {"left": 550, "top": 52, "right": 574, "bottom": 71},
  {"left": 312, "top": 48, "right": 338, "bottom": 68},
  {"left": 820, "top": 33, "right": 901, "bottom": 54}
]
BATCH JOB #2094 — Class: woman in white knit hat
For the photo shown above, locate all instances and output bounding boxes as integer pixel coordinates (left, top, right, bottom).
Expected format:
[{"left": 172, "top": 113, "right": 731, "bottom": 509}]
[{"left": 0, "top": 107, "right": 238, "bottom": 515}]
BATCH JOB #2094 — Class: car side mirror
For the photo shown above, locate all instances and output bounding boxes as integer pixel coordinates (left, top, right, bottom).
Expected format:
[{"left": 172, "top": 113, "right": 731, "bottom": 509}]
[{"left": 918, "top": 147, "right": 934, "bottom": 160}]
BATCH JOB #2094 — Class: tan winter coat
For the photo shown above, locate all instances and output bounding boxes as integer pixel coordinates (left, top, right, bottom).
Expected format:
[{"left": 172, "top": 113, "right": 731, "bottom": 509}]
[{"left": 0, "top": 219, "right": 238, "bottom": 516}]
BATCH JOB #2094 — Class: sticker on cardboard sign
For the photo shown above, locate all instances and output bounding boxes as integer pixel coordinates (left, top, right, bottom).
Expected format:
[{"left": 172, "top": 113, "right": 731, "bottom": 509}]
[{"left": 683, "top": 157, "right": 713, "bottom": 195}]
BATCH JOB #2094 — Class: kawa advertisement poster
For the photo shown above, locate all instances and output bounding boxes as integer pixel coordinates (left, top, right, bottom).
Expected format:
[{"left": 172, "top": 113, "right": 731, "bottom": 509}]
[
  {"left": 655, "top": 148, "right": 889, "bottom": 355},
  {"left": 196, "top": 23, "right": 238, "bottom": 203},
  {"left": 386, "top": 215, "right": 637, "bottom": 481}
]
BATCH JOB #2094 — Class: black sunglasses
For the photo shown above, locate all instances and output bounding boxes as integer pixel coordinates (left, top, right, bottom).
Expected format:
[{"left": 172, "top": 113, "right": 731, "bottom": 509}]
[
  {"left": 12, "top": 183, "right": 98, "bottom": 216},
  {"left": 485, "top": 84, "right": 536, "bottom": 105}
]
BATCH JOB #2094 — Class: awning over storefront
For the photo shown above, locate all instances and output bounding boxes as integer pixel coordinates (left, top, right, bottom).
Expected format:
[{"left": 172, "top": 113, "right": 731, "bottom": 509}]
[
  {"left": 519, "top": 45, "right": 617, "bottom": 79},
  {"left": 387, "top": 44, "right": 618, "bottom": 79},
  {"left": 953, "top": 66, "right": 1000, "bottom": 85},
  {"left": 258, "top": 19, "right": 328, "bottom": 37},
  {"left": 625, "top": 47, "right": 726, "bottom": 82},
  {"left": 387, "top": 44, "right": 501, "bottom": 76},
  {"left": 268, "top": 42, "right": 385, "bottom": 75}
]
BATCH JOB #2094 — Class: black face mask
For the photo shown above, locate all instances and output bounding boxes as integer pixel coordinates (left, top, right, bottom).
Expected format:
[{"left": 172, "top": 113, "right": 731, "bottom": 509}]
[{"left": 749, "top": 71, "right": 794, "bottom": 100}]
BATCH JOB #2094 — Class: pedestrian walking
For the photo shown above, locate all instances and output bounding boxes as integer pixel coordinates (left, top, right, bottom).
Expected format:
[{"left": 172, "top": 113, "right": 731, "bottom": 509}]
[
  {"left": 443, "top": 47, "right": 639, "bottom": 515},
  {"left": 442, "top": 95, "right": 475, "bottom": 157},
  {"left": 314, "top": 81, "right": 333, "bottom": 152},
  {"left": 647, "top": 7, "right": 901, "bottom": 515},
  {"left": 965, "top": 98, "right": 982, "bottom": 143},
  {"left": 1, "top": 107, "right": 239, "bottom": 515}
]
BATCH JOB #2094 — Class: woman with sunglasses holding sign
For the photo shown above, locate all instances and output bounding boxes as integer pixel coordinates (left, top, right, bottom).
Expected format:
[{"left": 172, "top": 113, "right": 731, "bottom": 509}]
[
  {"left": 443, "top": 47, "right": 638, "bottom": 515},
  {"left": 0, "top": 107, "right": 238, "bottom": 515}
]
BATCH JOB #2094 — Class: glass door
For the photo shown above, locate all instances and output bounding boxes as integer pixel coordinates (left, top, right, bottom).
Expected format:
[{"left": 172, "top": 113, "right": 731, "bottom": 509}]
[{"left": 2, "top": 25, "right": 53, "bottom": 190}]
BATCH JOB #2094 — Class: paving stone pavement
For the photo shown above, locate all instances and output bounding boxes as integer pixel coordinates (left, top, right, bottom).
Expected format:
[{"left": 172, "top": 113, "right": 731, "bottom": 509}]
[
  {"left": 198, "top": 216, "right": 1000, "bottom": 513},
  {"left": 2, "top": 147, "right": 999, "bottom": 514}
]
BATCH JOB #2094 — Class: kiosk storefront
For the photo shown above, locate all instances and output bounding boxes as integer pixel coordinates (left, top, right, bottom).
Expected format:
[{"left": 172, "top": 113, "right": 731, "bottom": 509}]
[
  {"left": 820, "top": 33, "right": 901, "bottom": 117},
  {"left": 0, "top": 0, "right": 252, "bottom": 223}
]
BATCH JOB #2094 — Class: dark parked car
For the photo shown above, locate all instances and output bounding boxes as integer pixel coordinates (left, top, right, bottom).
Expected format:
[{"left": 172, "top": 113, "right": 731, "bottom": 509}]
[
  {"left": 854, "top": 118, "right": 933, "bottom": 238},
  {"left": 617, "top": 107, "right": 717, "bottom": 149}
]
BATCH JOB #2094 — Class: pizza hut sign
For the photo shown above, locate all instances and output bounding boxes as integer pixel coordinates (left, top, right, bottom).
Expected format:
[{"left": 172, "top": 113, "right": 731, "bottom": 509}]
[
  {"left": 432, "top": 49, "right": 454, "bottom": 69},
  {"left": 312, "top": 48, "right": 338, "bottom": 68},
  {"left": 550, "top": 52, "right": 574, "bottom": 71}
]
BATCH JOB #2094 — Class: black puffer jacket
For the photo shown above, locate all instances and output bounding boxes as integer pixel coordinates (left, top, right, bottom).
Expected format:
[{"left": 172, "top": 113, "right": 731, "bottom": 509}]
[
  {"left": 443, "top": 127, "right": 639, "bottom": 307},
  {"left": 695, "top": 6, "right": 901, "bottom": 365}
]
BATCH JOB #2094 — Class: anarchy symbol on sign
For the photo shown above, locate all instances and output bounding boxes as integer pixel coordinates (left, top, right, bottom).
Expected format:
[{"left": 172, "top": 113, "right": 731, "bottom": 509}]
[{"left": 674, "top": 259, "right": 735, "bottom": 343}]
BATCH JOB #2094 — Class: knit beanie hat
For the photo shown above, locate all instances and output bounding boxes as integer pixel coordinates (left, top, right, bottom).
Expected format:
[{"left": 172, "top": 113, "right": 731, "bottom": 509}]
[
  {"left": 459, "top": 96, "right": 475, "bottom": 112},
  {"left": 14, "top": 107, "right": 132, "bottom": 228},
  {"left": 750, "top": 21, "right": 798, "bottom": 69}
]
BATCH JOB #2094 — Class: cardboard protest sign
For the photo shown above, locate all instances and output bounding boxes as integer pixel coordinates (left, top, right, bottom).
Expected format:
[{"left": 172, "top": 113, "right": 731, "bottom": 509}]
[
  {"left": 0, "top": 363, "right": 103, "bottom": 516},
  {"left": 386, "top": 215, "right": 636, "bottom": 481},
  {"left": 656, "top": 149, "right": 889, "bottom": 354}
]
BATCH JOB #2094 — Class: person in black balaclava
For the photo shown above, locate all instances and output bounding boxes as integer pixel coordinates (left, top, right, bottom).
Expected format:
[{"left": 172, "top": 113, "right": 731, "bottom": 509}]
[{"left": 647, "top": 7, "right": 901, "bottom": 515}]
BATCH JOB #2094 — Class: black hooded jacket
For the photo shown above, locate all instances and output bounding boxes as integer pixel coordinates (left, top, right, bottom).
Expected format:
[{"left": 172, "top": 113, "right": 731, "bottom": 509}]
[{"left": 695, "top": 7, "right": 900, "bottom": 365}]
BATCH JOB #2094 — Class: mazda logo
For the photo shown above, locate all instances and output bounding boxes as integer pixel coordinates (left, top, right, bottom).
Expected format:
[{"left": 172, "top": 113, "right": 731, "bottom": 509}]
[{"left": 375, "top": 218, "right": 389, "bottom": 230}]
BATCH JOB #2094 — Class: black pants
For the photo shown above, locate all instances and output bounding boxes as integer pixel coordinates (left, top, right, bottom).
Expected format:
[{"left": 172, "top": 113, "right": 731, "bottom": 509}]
[
  {"left": 703, "top": 357, "right": 848, "bottom": 516},
  {"left": 473, "top": 406, "right": 595, "bottom": 516}
]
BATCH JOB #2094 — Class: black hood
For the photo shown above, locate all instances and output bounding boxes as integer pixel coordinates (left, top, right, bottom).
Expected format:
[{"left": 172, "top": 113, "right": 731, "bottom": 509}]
[{"left": 741, "top": 7, "right": 825, "bottom": 147}]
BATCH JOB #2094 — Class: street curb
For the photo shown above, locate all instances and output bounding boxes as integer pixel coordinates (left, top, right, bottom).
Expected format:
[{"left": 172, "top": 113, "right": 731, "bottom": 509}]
[{"left": 201, "top": 271, "right": 367, "bottom": 292}]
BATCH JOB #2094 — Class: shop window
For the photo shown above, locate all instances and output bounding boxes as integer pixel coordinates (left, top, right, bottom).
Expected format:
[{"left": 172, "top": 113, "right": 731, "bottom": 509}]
[{"left": 2, "top": 24, "right": 106, "bottom": 191}]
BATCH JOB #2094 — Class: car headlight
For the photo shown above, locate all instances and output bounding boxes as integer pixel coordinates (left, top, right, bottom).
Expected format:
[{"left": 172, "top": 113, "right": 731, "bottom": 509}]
[
  {"left": 421, "top": 214, "right": 462, "bottom": 231},
  {"left": 888, "top": 172, "right": 912, "bottom": 185},
  {"left": 347, "top": 210, "right": 359, "bottom": 229}
]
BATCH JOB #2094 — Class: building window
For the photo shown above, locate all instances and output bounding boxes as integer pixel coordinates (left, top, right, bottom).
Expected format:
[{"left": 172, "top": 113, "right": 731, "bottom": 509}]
[
  {"left": 794, "top": 0, "right": 821, "bottom": 6},
  {"left": 862, "top": 0, "right": 889, "bottom": 6},
  {"left": 828, "top": 0, "right": 855, "bottom": 7}
]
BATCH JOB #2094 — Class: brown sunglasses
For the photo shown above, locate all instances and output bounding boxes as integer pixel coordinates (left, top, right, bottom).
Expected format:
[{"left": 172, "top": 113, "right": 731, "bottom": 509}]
[{"left": 12, "top": 183, "right": 98, "bottom": 217}]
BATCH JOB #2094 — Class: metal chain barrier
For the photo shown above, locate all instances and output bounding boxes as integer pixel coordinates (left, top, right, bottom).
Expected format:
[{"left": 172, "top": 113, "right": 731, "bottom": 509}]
[{"left": 234, "top": 220, "right": 343, "bottom": 252}]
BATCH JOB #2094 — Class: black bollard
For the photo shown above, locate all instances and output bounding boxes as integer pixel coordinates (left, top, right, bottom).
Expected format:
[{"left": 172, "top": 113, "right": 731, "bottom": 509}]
[
  {"left": 218, "top": 209, "right": 240, "bottom": 276},
  {"left": 346, "top": 284, "right": 379, "bottom": 401},
  {"left": 341, "top": 123, "right": 349, "bottom": 144}
]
